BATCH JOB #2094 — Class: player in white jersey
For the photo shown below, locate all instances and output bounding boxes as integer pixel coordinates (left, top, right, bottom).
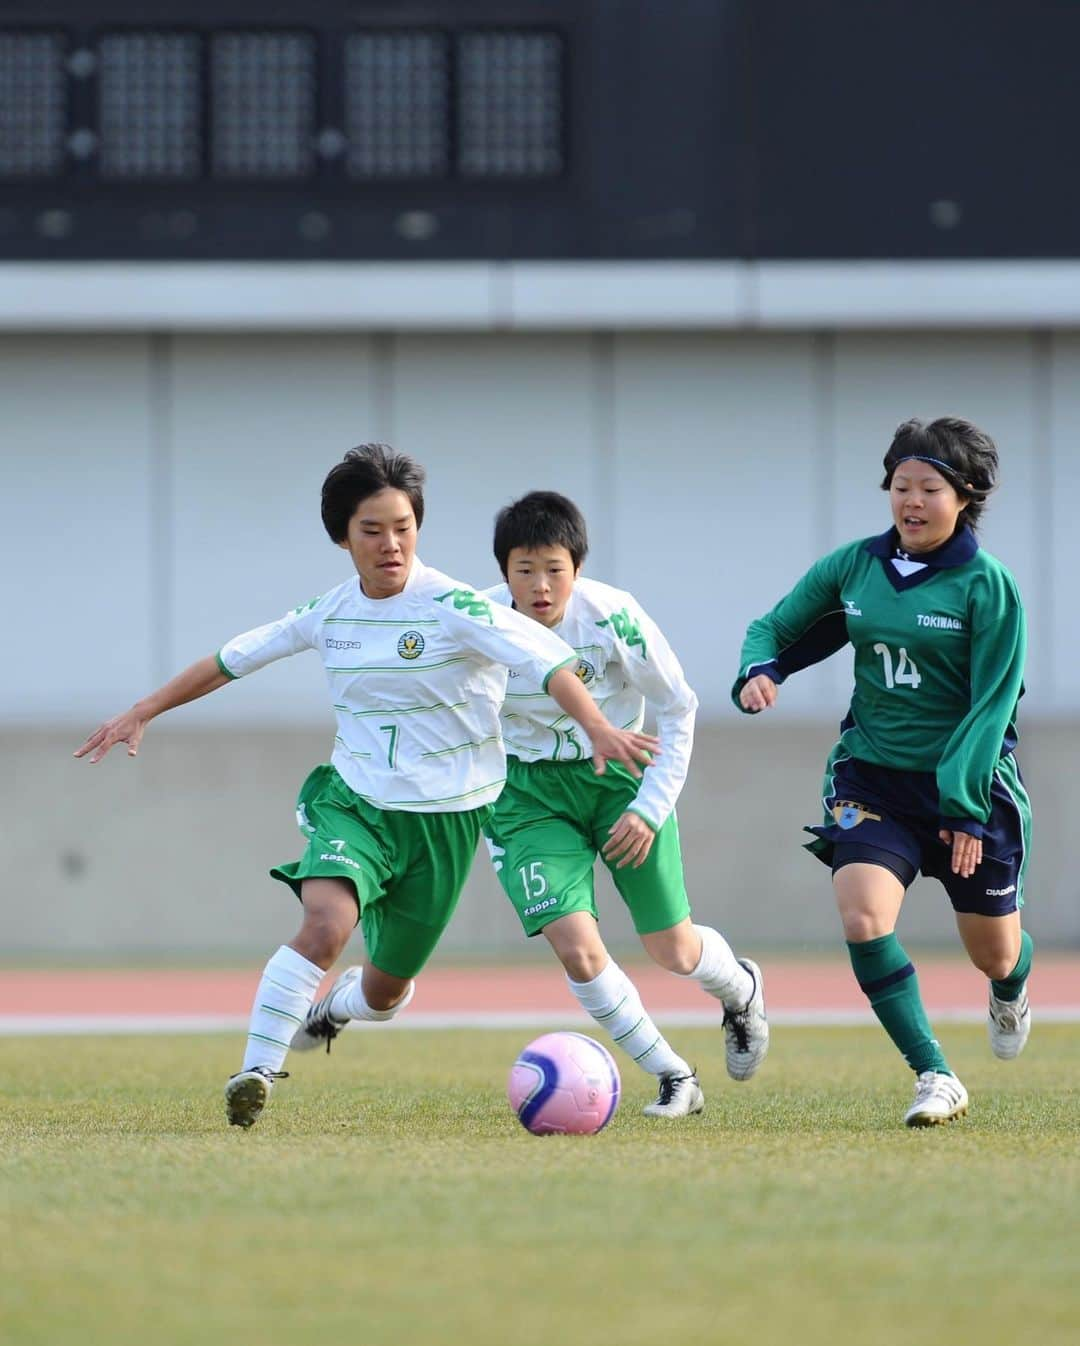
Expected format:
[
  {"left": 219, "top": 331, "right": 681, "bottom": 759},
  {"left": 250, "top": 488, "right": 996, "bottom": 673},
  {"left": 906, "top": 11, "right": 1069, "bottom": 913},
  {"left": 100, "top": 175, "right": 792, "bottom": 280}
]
[
  {"left": 75, "top": 447, "right": 658, "bottom": 1129},
  {"left": 482, "top": 492, "right": 769, "bottom": 1117}
]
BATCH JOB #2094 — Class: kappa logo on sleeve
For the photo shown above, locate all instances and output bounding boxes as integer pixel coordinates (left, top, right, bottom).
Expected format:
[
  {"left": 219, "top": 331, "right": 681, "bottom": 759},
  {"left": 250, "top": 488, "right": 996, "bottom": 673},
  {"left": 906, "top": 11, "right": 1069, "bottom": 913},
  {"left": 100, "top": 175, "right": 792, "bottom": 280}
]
[
  {"left": 597, "top": 608, "right": 648, "bottom": 660},
  {"left": 831, "top": 800, "right": 883, "bottom": 830},
  {"left": 434, "top": 589, "right": 494, "bottom": 624}
]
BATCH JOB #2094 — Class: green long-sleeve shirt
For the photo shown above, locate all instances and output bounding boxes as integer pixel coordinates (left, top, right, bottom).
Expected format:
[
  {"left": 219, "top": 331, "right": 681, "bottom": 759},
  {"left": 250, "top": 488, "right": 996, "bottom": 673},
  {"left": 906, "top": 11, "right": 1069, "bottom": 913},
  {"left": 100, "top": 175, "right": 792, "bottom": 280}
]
[{"left": 732, "top": 527, "right": 1026, "bottom": 829}]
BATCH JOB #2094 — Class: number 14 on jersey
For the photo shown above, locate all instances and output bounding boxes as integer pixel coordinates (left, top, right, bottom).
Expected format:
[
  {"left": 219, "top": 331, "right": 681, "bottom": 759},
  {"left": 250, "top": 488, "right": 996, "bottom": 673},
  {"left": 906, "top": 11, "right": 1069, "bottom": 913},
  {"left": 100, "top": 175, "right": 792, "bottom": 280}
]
[{"left": 873, "top": 642, "right": 922, "bottom": 690}]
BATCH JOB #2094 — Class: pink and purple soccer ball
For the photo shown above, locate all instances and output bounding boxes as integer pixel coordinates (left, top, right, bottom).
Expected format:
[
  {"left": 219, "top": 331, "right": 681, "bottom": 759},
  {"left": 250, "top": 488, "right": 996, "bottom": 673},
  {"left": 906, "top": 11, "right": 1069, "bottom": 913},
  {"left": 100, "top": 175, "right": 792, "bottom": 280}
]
[{"left": 508, "top": 1031, "right": 621, "bottom": 1135}]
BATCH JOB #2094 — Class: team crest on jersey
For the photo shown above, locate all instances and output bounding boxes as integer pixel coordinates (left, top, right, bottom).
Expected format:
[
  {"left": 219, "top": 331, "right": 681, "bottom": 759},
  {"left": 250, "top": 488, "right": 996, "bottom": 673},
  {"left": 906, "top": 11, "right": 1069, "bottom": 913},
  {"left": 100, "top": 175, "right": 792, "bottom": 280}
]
[
  {"left": 397, "top": 631, "right": 426, "bottom": 660},
  {"left": 575, "top": 658, "right": 596, "bottom": 685},
  {"left": 832, "top": 800, "right": 882, "bottom": 830}
]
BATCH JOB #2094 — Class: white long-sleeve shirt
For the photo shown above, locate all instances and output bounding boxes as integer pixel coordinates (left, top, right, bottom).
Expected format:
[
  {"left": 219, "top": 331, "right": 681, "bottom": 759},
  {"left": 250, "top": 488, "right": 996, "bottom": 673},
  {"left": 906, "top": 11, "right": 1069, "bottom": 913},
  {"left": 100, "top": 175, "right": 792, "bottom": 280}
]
[
  {"left": 218, "top": 559, "right": 576, "bottom": 812},
  {"left": 484, "top": 577, "right": 698, "bottom": 829}
]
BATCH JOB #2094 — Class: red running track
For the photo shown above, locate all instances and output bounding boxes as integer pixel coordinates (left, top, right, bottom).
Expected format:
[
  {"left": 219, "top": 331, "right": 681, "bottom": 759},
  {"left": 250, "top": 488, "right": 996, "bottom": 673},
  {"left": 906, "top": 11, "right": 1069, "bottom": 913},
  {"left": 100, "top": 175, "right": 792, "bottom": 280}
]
[{"left": 0, "top": 955, "right": 1076, "bottom": 1021}]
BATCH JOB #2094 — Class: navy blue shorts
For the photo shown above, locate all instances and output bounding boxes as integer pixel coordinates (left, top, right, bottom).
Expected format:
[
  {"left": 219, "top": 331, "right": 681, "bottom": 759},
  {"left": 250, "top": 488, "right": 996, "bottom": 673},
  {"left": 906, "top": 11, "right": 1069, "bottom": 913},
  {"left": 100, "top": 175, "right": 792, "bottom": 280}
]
[{"left": 804, "top": 753, "right": 1030, "bottom": 916}]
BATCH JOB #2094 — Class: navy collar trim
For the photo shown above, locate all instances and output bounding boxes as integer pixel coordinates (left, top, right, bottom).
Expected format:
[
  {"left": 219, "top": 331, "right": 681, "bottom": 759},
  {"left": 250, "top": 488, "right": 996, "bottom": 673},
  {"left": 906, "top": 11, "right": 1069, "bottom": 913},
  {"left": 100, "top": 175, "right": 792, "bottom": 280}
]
[{"left": 864, "top": 524, "right": 978, "bottom": 569}]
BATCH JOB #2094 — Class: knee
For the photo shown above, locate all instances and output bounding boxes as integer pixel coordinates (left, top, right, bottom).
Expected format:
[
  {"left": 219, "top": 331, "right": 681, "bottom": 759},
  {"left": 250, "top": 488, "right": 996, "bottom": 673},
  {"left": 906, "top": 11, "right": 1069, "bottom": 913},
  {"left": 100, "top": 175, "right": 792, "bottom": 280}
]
[
  {"left": 971, "top": 951, "right": 1018, "bottom": 981},
  {"left": 364, "top": 982, "right": 412, "bottom": 1014},
  {"left": 293, "top": 912, "right": 353, "bottom": 969},
  {"left": 561, "top": 945, "right": 608, "bottom": 983},
  {"left": 840, "top": 911, "right": 890, "bottom": 944}
]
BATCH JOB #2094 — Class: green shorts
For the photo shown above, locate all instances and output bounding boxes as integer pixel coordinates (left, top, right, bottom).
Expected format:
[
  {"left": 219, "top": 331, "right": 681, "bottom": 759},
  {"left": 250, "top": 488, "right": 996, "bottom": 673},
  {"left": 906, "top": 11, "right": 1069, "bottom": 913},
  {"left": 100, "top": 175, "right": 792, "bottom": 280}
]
[
  {"left": 484, "top": 756, "right": 691, "bottom": 937},
  {"left": 271, "top": 764, "right": 486, "bottom": 979}
]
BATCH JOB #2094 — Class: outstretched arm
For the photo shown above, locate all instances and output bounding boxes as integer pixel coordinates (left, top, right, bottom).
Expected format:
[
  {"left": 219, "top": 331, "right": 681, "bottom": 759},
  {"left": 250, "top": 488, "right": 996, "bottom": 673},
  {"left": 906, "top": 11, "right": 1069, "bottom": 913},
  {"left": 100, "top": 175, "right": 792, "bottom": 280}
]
[
  {"left": 74, "top": 654, "right": 230, "bottom": 763},
  {"left": 546, "top": 666, "right": 659, "bottom": 779}
]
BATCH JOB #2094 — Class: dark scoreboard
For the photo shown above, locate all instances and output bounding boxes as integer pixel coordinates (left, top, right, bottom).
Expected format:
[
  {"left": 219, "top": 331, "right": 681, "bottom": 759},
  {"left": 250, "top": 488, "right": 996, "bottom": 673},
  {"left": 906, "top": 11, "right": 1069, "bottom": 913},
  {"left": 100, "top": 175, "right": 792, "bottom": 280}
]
[{"left": 1, "top": 1, "right": 1077, "bottom": 260}]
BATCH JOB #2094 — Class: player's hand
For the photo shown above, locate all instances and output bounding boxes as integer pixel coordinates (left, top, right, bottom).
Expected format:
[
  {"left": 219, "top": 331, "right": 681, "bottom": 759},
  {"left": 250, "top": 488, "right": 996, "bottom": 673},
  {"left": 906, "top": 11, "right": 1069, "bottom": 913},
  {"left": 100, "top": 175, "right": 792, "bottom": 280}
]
[
  {"left": 602, "top": 811, "right": 656, "bottom": 869},
  {"left": 588, "top": 724, "right": 660, "bottom": 779},
  {"left": 74, "top": 708, "right": 148, "bottom": 764},
  {"left": 739, "top": 675, "right": 778, "bottom": 713},
  {"left": 939, "top": 827, "right": 983, "bottom": 878}
]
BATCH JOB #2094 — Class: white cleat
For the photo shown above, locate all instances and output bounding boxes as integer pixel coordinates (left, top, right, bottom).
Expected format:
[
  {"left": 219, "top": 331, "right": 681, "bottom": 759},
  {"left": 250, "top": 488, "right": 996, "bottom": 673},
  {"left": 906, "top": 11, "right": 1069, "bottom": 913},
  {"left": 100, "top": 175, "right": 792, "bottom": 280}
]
[
  {"left": 988, "top": 987, "right": 1031, "bottom": 1060},
  {"left": 290, "top": 965, "right": 362, "bottom": 1053},
  {"left": 225, "top": 1066, "right": 287, "bottom": 1128},
  {"left": 904, "top": 1071, "right": 969, "bottom": 1128},
  {"left": 723, "top": 958, "right": 770, "bottom": 1080},
  {"left": 643, "top": 1072, "right": 705, "bottom": 1119}
]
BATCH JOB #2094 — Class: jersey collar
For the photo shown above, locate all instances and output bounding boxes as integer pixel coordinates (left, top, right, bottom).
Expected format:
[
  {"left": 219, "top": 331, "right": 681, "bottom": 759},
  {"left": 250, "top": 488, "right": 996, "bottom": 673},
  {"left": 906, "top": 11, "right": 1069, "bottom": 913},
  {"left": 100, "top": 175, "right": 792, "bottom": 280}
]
[
  {"left": 865, "top": 524, "right": 978, "bottom": 567},
  {"left": 864, "top": 524, "right": 978, "bottom": 591}
]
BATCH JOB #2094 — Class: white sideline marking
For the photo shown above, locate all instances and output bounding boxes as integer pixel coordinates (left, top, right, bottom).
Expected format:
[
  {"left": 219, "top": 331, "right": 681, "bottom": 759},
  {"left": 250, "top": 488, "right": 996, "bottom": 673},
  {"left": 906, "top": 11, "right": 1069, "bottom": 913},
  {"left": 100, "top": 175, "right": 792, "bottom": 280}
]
[{"left": 1, "top": 1008, "right": 1078, "bottom": 1036}]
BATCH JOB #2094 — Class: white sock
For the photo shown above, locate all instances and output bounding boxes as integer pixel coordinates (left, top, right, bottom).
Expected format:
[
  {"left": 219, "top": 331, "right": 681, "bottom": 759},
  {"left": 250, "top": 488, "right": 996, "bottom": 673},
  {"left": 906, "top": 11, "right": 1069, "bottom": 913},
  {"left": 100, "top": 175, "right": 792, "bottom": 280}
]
[
  {"left": 568, "top": 959, "right": 692, "bottom": 1079},
  {"left": 242, "top": 945, "right": 324, "bottom": 1072},
  {"left": 683, "top": 924, "right": 753, "bottom": 1007},
  {"left": 333, "top": 975, "right": 416, "bottom": 1023}
]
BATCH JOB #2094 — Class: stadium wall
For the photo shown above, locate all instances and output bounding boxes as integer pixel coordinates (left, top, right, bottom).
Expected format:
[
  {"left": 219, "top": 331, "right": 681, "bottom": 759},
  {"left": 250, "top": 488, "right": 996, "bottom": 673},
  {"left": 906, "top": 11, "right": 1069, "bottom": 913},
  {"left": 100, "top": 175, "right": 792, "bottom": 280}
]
[{"left": 4, "top": 319, "right": 1078, "bottom": 951}]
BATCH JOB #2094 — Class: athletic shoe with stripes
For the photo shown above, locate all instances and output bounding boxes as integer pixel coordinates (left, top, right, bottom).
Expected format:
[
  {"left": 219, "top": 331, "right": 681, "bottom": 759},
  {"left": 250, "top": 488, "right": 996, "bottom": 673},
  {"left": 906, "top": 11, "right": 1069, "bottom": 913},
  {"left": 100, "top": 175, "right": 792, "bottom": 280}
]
[
  {"left": 904, "top": 1071, "right": 969, "bottom": 1127},
  {"left": 225, "top": 1066, "right": 288, "bottom": 1128},
  {"left": 988, "top": 986, "right": 1031, "bottom": 1060},
  {"left": 642, "top": 1072, "right": 705, "bottom": 1118},
  {"left": 722, "top": 958, "right": 770, "bottom": 1080},
  {"left": 291, "top": 965, "right": 362, "bottom": 1054}
]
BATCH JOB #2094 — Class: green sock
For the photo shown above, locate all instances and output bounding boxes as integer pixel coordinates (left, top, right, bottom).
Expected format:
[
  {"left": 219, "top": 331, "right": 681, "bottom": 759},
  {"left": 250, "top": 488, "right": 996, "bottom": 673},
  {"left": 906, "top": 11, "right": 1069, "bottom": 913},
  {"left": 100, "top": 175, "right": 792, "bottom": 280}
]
[
  {"left": 991, "top": 929, "right": 1034, "bottom": 1003},
  {"left": 847, "top": 934, "right": 950, "bottom": 1075}
]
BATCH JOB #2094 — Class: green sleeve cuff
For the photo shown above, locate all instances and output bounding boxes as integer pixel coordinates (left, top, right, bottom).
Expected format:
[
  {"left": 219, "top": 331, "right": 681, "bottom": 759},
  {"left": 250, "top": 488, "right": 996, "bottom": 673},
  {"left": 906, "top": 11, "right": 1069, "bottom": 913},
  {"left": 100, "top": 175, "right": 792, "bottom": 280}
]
[
  {"left": 215, "top": 650, "right": 238, "bottom": 681},
  {"left": 542, "top": 655, "right": 580, "bottom": 692}
]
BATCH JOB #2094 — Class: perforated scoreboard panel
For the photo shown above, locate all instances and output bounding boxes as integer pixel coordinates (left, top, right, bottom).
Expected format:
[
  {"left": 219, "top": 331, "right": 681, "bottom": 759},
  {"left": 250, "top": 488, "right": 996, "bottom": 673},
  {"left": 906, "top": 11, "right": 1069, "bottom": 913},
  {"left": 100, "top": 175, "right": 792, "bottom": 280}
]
[{"left": 0, "top": 1, "right": 608, "bottom": 259}]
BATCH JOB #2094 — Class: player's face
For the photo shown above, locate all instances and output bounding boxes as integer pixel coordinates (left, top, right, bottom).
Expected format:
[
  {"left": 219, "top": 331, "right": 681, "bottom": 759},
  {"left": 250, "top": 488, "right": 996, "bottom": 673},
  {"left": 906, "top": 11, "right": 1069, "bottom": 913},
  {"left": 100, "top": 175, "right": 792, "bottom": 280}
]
[
  {"left": 341, "top": 488, "right": 418, "bottom": 598},
  {"left": 506, "top": 545, "right": 579, "bottom": 627},
  {"left": 889, "top": 462, "right": 967, "bottom": 553}
]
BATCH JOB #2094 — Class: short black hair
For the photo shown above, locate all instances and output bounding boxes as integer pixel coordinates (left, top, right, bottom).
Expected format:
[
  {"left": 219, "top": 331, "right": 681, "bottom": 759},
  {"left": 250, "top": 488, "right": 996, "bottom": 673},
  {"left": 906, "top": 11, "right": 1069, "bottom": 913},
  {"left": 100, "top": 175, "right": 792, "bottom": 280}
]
[
  {"left": 493, "top": 491, "right": 589, "bottom": 577},
  {"left": 321, "top": 444, "right": 426, "bottom": 543},
  {"left": 881, "top": 417, "right": 999, "bottom": 531}
]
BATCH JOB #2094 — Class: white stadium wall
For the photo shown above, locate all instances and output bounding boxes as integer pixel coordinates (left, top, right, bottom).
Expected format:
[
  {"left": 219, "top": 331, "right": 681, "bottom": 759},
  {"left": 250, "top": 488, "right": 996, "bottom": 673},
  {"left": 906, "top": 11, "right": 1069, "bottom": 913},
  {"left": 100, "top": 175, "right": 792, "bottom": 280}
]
[{"left": 3, "top": 294, "right": 1078, "bottom": 953}]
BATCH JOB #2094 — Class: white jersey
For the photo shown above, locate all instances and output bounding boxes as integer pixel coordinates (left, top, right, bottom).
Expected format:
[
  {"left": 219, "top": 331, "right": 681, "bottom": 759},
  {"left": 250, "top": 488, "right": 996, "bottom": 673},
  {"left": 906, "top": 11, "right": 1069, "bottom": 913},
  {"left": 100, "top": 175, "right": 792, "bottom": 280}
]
[
  {"left": 484, "top": 577, "right": 697, "bottom": 830},
  {"left": 218, "top": 559, "right": 576, "bottom": 812}
]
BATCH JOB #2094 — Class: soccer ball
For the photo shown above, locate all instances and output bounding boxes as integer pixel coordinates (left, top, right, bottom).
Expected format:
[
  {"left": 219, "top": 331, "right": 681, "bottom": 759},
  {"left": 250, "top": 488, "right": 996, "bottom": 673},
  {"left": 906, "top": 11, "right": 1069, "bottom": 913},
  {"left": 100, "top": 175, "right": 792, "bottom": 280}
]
[{"left": 507, "top": 1031, "right": 621, "bottom": 1135}]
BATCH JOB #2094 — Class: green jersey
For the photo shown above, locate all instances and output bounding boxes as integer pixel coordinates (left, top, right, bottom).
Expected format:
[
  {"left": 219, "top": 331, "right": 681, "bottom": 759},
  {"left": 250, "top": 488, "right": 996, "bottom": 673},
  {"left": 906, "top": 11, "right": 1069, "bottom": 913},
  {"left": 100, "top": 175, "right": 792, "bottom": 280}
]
[{"left": 731, "top": 527, "right": 1026, "bottom": 827}]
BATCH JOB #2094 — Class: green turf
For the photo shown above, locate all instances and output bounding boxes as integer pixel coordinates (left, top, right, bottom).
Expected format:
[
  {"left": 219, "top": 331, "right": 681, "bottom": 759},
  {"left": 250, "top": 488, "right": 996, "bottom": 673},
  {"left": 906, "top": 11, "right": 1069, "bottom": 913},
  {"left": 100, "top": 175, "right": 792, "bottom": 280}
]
[{"left": 1, "top": 1026, "right": 1077, "bottom": 1346}]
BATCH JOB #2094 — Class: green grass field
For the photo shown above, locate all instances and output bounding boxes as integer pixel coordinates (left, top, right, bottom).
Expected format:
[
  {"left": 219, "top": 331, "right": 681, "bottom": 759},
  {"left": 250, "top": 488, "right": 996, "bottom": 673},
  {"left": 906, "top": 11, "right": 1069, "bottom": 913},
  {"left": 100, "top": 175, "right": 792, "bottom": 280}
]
[{"left": 2, "top": 1026, "right": 1078, "bottom": 1346}]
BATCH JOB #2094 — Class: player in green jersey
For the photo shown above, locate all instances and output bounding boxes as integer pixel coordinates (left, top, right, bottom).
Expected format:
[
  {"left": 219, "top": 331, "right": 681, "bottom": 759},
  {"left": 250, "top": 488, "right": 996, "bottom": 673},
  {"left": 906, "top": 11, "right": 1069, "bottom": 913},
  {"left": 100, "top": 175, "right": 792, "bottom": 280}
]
[
  {"left": 483, "top": 492, "right": 769, "bottom": 1118},
  {"left": 733, "top": 417, "right": 1033, "bottom": 1127},
  {"left": 75, "top": 445, "right": 658, "bottom": 1129}
]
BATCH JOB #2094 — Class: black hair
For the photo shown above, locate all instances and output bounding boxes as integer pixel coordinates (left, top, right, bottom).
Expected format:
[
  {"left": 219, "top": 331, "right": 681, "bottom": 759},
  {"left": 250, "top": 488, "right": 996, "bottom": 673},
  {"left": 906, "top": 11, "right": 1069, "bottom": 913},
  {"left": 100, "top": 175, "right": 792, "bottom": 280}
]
[
  {"left": 881, "top": 417, "right": 999, "bottom": 531},
  {"left": 320, "top": 444, "right": 426, "bottom": 543},
  {"left": 493, "top": 491, "right": 589, "bottom": 577}
]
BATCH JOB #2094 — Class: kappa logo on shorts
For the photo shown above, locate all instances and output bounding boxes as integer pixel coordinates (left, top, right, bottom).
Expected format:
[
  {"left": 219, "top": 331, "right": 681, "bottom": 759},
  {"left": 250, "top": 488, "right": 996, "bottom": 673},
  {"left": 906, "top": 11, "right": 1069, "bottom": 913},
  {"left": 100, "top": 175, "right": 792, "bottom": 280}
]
[
  {"left": 575, "top": 657, "right": 596, "bottom": 686},
  {"left": 483, "top": 836, "right": 506, "bottom": 874},
  {"left": 397, "top": 631, "right": 426, "bottom": 660},
  {"left": 832, "top": 800, "right": 883, "bottom": 830}
]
